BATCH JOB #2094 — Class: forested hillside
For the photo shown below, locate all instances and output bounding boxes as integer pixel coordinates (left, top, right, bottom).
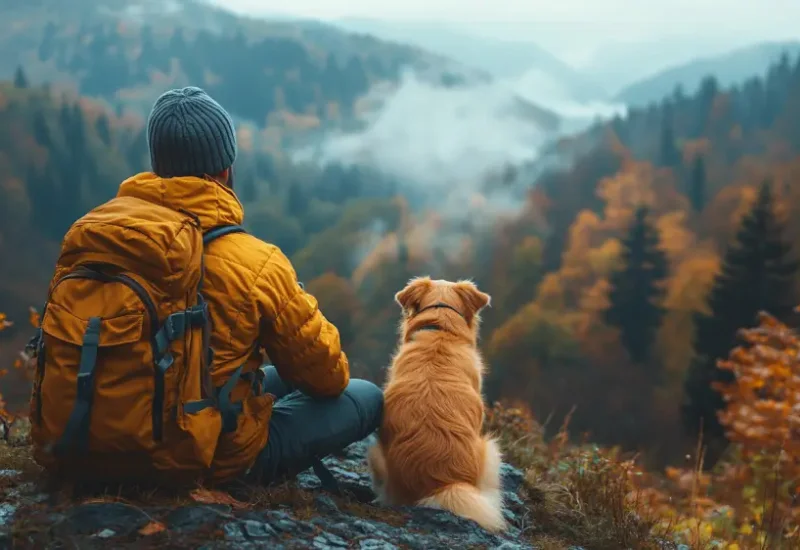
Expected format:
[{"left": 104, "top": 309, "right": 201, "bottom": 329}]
[
  {"left": 3, "top": 47, "right": 800, "bottom": 465},
  {"left": 615, "top": 41, "right": 800, "bottom": 108},
  {"left": 3, "top": 6, "right": 800, "bottom": 545}
]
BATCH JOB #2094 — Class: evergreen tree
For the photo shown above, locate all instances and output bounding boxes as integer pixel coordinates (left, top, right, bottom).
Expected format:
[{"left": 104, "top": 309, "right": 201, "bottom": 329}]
[
  {"left": 287, "top": 182, "right": 310, "bottom": 217},
  {"left": 682, "top": 180, "right": 800, "bottom": 459},
  {"left": 13, "top": 66, "right": 29, "bottom": 88},
  {"left": 32, "top": 111, "right": 52, "bottom": 148},
  {"left": 605, "top": 206, "right": 669, "bottom": 366},
  {"left": 659, "top": 106, "right": 679, "bottom": 167},
  {"left": 38, "top": 22, "right": 57, "bottom": 61},
  {"left": 95, "top": 114, "right": 112, "bottom": 146},
  {"left": 688, "top": 154, "right": 707, "bottom": 212},
  {"left": 238, "top": 177, "right": 258, "bottom": 204}
]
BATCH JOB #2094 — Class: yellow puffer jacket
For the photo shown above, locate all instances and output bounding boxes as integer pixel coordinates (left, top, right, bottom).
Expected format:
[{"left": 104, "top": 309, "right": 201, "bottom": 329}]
[{"left": 117, "top": 172, "right": 350, "bottom": 480}]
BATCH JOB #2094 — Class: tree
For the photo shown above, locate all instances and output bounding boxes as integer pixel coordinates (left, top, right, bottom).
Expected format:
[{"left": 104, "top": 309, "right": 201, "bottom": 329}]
[
  {"left": 13, "top": 66, "right": 28, "bottom": 89},
  {"left": 287, "top": 182, "right": 310, "bottom": 217},
  {"left": 238, "top": 177, "right": 258, "bottom": 204},
  {"left": 659, "top": 108, "right": 679, "bottom": 167},
  {"left": 688, "top": 154, "right": 706, "bottom": 212},
  {"left": 95, "top": 114, "right": 111, "bottom": 146},
  {"left": 716, "top": 311, "right": 800, "bottom": 474},
  {"left": 32, "top": 111, "right": 52, "bottom": 148},
  {"left": 682, "top": 181, "right": 800, "bottom": 462},
  {"left": 604, "top": 206, "right": 669, "bottom": 366}
]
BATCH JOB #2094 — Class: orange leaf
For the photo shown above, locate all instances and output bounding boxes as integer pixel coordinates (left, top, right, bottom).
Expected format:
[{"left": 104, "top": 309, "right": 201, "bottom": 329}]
[
  {"left": 189, "top": 488, "right": 249, "bottom": 510},
  {"left": 138, "top": 521, "right": 166, "bottom": 536},
  {"left": 28, "top": 307, "right": 40, "bottom": 328}
]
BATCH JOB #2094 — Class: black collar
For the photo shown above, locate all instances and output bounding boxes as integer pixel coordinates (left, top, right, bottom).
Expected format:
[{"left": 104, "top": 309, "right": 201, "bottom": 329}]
[
  {"left": 414, "top": 302, "right": 466, "bottom": 319},
  {"left": 407, "top": 302, "right": 467, "bottom": 337}
]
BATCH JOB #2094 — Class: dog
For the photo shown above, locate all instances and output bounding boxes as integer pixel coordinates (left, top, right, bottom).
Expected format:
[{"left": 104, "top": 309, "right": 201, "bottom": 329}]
[{"left": 367, "top": 276, "right": 506, "bottom": 532}]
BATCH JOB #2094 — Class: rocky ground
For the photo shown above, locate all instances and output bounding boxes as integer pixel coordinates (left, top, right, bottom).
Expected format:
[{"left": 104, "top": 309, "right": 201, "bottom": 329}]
[{"left": 0, "top": 437, "right": 567, "bottom": 550}]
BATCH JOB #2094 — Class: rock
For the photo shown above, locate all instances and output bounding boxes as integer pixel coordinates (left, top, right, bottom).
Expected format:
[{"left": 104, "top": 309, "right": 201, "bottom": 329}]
[
  {"left": 359, "top": 538, "right": 399, "bottom": 550},
  {"left": 51, "top": 502, "right": 151, "bottom": 537},
  {"left": 240, "top": 519, "right": 278, "bottom": 539},
  {"left": 165, "top": 504, "right": 233, "bottom": 532},
  {"left": 4, "top": 438, "right": 537, "bottom": 549},
  {"left": 501, "top": 462, "right": 525, "bottom": 493},
  {"left": 0, "top": 504, "right": 16, "bottom": 530}
]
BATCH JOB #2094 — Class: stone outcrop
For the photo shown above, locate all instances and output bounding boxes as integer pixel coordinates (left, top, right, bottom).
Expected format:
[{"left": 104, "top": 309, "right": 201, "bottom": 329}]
[{"left": 1, "top": 437, "right": 550, "bottom": 549}]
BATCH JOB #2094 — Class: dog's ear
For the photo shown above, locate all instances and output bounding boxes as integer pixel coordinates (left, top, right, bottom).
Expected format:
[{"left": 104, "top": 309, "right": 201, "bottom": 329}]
[
  {"left": 395, "top": 276, "right": 434, "bottom": 312},
  {"left": 453, "top": 280, "right": 491, "bottom": 317}
]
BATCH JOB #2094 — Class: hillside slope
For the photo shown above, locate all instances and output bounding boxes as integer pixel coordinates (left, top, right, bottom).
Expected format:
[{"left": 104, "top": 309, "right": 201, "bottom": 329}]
[
  {"left": 333, "top": 18, "right": 609, "bottom": 103},
  {"left": 615, "top": 40, "right": 800, "bottom": 107},
  {"left": 0, "top": 0, "right": 558, "bottom": 142}
]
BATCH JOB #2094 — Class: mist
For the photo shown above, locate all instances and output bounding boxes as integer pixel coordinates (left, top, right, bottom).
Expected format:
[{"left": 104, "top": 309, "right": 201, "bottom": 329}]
[
  {"left": 504, "top": 68, "right": 628, "bottom": 132},
  {"left": 296, "top": 70, "right": 552, "bottom": 219},
  {"left": 292, "top": 69, "right": 595, "bottom": 274}
]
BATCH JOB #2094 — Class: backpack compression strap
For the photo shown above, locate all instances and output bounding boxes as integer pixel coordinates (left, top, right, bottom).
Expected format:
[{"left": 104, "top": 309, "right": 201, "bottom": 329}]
[{"left": 203, "top": 225, "right": 247, "bottom": 246}]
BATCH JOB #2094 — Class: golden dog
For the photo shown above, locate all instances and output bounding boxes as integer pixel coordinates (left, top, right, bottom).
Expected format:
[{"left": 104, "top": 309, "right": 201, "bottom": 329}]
[{"left": 367, "top": 276, "right": 506, "bottom": 532}]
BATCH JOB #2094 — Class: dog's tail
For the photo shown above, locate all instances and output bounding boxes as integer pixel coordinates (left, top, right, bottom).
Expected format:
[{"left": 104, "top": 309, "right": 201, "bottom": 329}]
[{"left": 417, "top": 482, "right": 507, "bottom": 533}]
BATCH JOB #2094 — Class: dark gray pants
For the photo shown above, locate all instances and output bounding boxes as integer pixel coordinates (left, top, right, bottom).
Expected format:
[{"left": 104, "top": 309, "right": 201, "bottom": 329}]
[{"left": 249, "top": 365, "right": 383, "bottom": 484}]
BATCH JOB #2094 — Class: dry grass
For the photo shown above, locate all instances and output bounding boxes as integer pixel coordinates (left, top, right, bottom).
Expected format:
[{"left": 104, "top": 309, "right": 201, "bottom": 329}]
[{"left": 485, "top": 400, "right": 675, "bottom": 550}]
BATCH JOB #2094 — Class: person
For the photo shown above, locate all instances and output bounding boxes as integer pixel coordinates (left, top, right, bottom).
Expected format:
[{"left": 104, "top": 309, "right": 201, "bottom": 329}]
[{"left": 142, "top": 87, "right": 383, "bottom": 484}]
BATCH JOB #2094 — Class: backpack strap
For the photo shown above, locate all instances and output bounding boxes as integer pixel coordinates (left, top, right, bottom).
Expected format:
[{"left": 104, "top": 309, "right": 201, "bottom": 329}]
[
  {"left": 203, "top": 225, "right": 247, "bottom": 246},
  {"left": 53, "top": 316, "right": 102, "bottom": 456}
]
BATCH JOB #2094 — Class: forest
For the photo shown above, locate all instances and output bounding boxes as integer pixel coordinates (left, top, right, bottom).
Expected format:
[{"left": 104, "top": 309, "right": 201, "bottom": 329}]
[{"left": 1, "top": 17, "right": 800, "bottom": 548}]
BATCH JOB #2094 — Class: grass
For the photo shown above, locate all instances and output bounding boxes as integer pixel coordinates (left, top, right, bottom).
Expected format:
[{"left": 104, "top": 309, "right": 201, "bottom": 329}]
[{"left": 484, "top": 401, "right": 674, "bottom": 550}]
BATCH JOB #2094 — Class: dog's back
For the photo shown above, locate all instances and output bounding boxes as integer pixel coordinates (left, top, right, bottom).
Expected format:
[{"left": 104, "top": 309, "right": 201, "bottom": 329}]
[
  {"left": 367, "top": 277, "right": 506, "bottom": 532},
  {"left": 380, "top": 334, "right": 486, "bottom": 503}
]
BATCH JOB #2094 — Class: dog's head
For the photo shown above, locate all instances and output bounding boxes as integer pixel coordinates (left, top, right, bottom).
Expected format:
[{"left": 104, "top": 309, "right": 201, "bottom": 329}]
[{"left": 395, "top": 276, "right": 491, "bottom": 339}]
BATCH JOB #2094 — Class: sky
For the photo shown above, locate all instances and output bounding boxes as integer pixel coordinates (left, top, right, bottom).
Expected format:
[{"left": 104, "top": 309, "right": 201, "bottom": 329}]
[{"left": 215, "top": 0, "right": 800, "bottom": 67}]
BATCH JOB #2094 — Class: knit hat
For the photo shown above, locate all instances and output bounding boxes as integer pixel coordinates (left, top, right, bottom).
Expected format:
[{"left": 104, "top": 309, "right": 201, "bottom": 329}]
[{"left": 146, "top": 86, "right": 237, "bottom": 178}]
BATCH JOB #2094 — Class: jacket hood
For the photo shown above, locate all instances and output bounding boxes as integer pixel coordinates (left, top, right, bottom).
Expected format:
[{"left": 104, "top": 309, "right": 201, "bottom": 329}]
[{"left": 117, "top": 172, "right": 244, "bottom": 230}]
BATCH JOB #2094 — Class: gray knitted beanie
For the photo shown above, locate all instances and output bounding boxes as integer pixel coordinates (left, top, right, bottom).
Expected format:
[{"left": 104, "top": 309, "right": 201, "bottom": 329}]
[{"left": 146, "top": 86, "right": 237, "bottom": 178}]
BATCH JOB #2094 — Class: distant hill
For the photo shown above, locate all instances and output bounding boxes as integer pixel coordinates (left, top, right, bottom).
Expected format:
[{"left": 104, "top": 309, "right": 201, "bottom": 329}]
[
  {"left": 332, "top": 18, "right": 609, "bottom": 104},
  {"left": 614, "top": 40, "right": 800, "bottom": 108},
  {"left": 0, "top": 0, "right": 559, "bottom": 147}
]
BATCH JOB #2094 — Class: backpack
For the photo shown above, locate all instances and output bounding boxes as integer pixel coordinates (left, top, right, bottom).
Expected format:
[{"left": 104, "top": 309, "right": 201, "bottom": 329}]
[{"left": 28, "top": 195, "right": 247, "bottom": 485}]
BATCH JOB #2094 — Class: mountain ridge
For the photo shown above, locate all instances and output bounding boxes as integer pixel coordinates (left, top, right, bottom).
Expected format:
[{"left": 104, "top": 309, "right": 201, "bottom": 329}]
[
  {"left": 331, "top": 17, "right": 610, "bottom": 104},
  {"left": 614, "top": 40, "right": 800, "bottom": 107},
  {"left": 1, "top": 0, "right": 560, "bottom": 142}
]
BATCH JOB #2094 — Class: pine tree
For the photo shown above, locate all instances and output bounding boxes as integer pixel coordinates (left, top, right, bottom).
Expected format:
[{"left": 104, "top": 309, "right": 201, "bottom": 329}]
[
  {"left": 13, "top": 66, "right": 28, "bottom": 88},
  {"left": 287, "top": 182, "right": 310, "bottom": 217},
  {"left": 682, "top": 180, "right": 800, "bottom": 458},
  {"left": 33, "top": 111, "right": 52, "bottom": 148},
  {"left": 239, "top": 177, "right": 258, "bottom": 204},
  {"left": 688, "top": 154, "right": 707, "bottom": 212},
  {"left": 659, "top": 109, "right": 679, "bottom": 167},
  {"left": 605, "top": 206, "right": 669, "bottom": 366},
  {"left": 95, "top": 114, "right": 111, "bottom": 146}
]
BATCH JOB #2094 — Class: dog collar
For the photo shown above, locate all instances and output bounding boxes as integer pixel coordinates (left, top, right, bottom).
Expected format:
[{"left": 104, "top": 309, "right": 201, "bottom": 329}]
[
  {"left": 407, "top": 302, "right": 467, "bottom": 340},
  {"left": 413, "top": 302, "right": 466, "bottom": 319}
]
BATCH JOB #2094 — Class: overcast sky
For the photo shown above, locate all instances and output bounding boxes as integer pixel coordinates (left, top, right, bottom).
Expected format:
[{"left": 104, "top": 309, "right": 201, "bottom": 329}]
[{"left": 214, "top": 0, "right": 800, "bottom": 66}]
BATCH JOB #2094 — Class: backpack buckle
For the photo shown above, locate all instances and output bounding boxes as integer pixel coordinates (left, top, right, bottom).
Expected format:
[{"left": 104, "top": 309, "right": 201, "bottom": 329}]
[
  {"left": 157, "top": 353, "right": 174, "bottom": 373},
  {"left": 187, "top": 303, "right": 208, "bottom": 327},
  {"left": 164, "top": 314, "right": 185, "bottom": 341}
]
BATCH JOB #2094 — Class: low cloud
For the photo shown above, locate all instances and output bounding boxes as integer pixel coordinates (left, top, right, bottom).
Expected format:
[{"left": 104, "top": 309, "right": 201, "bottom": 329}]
[{"left": 291, "top": 68, "right": 607, "bottom": 276}]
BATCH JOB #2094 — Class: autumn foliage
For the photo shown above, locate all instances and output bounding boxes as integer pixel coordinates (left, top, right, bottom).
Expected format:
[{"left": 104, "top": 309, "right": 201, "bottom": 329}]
[{"left": 3, "top": 30, "right": 800, "bottom": 549}]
